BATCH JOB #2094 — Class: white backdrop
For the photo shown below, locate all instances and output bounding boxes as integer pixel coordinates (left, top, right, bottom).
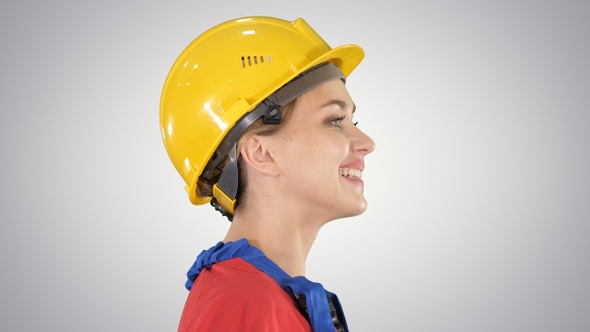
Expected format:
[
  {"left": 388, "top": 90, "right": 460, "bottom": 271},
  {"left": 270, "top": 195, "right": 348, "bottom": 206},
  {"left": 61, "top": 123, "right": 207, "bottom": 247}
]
[{"left": 1, "top": 0, "right": 589, "bottom": 331}]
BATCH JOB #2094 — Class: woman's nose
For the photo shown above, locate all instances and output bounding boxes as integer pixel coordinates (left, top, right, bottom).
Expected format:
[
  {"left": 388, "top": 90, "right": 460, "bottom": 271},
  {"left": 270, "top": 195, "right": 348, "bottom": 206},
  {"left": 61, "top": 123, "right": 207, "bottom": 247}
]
[{"left": 352, "top": 127, "right": 376, "bottom": 155}]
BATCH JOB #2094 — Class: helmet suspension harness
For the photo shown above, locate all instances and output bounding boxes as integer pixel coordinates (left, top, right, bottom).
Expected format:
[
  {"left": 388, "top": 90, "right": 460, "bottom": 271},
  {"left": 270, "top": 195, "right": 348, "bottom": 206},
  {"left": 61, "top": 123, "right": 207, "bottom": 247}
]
[{"left": 202, "top": 62, "right": 346, "bottom": 220}]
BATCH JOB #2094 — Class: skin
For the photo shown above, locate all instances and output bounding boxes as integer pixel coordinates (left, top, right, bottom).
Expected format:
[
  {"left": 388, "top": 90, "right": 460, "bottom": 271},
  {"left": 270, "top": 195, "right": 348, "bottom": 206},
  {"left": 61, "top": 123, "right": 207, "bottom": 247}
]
[{"left": 223, "top": 78, "right": 375, "bottom": 277}]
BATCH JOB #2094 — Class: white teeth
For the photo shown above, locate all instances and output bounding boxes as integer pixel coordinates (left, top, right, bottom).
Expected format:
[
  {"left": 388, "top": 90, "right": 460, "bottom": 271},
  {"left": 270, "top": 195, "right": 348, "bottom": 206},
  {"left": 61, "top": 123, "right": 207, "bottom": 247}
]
[{"left": 339, "top": 168, "right": 362, "bottom": 179}]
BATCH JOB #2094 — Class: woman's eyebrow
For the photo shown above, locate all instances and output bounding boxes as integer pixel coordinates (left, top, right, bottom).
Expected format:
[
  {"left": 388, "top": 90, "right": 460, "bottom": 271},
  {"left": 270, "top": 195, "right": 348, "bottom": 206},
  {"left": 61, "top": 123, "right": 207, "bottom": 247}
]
[{"left": 319, "top": 99, "right": 357, "bottom": 113}]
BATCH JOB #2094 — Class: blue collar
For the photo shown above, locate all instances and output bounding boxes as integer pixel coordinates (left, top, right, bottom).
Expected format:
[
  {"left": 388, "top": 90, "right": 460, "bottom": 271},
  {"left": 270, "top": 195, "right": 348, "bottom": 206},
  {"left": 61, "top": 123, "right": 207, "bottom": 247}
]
[{"left": 186, "top": 239, "right": 348, "bottom": 332}]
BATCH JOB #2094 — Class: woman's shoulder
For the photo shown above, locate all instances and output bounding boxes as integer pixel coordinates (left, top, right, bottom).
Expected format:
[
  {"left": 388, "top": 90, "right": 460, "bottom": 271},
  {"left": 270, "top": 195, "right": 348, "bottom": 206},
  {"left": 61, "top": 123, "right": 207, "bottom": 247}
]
[
  {"left": 179, "top": 257, "right": 312, "bottom": 331},
  {"left": 198, "top": 257, "right": 284, "bottom": 297}
]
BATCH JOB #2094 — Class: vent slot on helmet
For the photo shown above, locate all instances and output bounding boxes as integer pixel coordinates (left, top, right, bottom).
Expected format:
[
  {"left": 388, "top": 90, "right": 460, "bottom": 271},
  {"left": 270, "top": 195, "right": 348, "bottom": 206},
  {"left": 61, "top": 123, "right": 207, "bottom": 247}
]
[{"left": 241, "top": 55, "right": 272, "bottom": 68}]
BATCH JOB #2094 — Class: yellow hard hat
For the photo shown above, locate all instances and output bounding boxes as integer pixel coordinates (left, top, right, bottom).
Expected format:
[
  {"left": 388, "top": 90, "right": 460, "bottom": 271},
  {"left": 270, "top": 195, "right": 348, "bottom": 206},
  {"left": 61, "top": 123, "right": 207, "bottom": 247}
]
[{"left": 160, "top": 16, "right": 364, "bottom": 217}]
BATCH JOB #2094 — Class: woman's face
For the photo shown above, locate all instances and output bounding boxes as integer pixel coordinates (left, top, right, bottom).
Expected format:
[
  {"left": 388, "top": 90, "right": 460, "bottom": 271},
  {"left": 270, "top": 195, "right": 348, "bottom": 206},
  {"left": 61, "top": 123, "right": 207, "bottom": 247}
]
[{"left": 270, "top": 78, "right": 375, "bottom": 222}]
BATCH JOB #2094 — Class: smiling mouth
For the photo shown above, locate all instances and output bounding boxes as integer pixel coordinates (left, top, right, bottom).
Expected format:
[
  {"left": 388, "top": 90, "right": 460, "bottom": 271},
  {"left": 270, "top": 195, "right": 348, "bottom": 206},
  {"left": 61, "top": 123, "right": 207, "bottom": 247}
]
[{"left": 339, "top": 168, "right": 363, "bottom": 180}]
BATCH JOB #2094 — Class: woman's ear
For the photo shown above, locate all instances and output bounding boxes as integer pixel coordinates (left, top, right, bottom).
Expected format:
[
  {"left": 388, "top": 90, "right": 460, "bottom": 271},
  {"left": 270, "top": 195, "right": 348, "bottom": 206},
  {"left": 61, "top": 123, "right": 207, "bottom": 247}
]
[{"left": 239, "top": 135, "right": 280, "bottom": 176}]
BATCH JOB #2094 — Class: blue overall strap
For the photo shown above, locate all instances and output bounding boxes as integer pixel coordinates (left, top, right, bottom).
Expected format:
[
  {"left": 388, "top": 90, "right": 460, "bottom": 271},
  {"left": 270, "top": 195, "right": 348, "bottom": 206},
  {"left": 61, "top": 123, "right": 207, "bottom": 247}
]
[
  {"left": 185, "top": 239, "right": 348, "bottom": 332},
  {"left": 284, "top": 277, "right": 339, "bottom": 332},
  {"left": 185, "top": 239, "right": 264, "bottom": 290},
  {"left": 327, "top": 290, "right": 348, "bottom": 331}
]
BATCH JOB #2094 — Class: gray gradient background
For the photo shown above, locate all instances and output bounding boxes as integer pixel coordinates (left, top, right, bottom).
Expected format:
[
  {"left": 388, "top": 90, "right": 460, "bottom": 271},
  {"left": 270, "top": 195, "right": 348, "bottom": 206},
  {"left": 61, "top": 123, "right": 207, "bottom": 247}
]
[{"left": 1, "top": 0, "right": 589, "bottom": 331}]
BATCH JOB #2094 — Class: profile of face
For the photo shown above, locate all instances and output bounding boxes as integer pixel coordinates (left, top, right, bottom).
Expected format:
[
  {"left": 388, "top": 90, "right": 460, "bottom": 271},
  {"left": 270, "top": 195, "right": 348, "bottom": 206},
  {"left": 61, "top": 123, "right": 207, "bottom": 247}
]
[{"left": 264, "top": 78, "right": 375, "bottom": 222}]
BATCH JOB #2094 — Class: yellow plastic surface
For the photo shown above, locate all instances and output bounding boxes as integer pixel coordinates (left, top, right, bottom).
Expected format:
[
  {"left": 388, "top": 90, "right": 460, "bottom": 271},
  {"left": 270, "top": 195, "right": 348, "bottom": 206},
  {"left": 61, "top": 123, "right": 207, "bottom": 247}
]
[{"left": 160, "top": 16, "right": 364, "bottom": 205}]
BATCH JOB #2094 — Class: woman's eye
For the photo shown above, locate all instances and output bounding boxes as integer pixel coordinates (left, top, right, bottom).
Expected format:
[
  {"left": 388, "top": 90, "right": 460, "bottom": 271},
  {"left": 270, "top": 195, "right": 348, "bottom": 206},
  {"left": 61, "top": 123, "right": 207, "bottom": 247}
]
[{"left": 330, "top": 116, "right": 345, "bottom": 126}]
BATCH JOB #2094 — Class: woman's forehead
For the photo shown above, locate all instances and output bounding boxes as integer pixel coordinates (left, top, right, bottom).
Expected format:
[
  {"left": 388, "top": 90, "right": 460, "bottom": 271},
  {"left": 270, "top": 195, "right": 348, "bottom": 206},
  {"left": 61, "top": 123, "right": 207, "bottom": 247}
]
[{"left": 297, "top": 79, "right": 353, "bottom": 109}]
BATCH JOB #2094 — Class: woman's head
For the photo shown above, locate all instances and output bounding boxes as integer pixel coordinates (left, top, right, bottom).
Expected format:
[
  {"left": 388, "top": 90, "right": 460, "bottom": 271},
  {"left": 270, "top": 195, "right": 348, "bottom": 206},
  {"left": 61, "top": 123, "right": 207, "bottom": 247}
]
[
  {"left": 236, "top": 78, "right": 375, "bottom": 222},
  {"left": 160, "top": 16, "right": 366, "bottom": 219}
]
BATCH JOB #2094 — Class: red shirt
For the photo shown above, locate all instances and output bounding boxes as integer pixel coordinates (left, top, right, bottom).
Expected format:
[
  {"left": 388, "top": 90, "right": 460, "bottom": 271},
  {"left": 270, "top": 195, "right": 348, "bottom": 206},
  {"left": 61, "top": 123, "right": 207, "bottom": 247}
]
[{"left": 178, "top": 257, "right": 313, "bottom": 332}]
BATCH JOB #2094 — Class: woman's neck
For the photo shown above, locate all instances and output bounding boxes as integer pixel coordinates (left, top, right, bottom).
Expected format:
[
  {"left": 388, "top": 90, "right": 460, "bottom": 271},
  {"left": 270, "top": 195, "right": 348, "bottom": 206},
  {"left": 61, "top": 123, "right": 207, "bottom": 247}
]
[{"left": 223, "top": 204, "right": 323, "bottom": 277}]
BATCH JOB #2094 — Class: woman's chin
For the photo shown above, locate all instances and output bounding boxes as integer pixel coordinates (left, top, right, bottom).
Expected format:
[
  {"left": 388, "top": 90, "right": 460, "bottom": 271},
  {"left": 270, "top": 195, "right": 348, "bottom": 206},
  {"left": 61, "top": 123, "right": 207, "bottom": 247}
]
[{"left": 340, "top": 198, "right": 368, "bottom": 219}]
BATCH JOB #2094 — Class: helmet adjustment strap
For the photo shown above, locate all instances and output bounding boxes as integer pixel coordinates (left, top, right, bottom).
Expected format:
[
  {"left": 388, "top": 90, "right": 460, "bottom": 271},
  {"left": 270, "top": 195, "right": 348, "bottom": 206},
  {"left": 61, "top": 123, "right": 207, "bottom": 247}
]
[
  {"left": 211, "top": 144, "right": 238, "bottom": 220},
  {"left": 208, "top": 99, "right": 281, "bottom": 220}
]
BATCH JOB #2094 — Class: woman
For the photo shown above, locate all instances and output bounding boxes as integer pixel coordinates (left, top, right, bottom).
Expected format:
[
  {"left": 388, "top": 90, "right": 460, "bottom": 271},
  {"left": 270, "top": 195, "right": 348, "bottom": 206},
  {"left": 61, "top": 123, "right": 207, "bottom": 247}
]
[{"left": 160, "top": 16, "right": 375, "bottom": 332}]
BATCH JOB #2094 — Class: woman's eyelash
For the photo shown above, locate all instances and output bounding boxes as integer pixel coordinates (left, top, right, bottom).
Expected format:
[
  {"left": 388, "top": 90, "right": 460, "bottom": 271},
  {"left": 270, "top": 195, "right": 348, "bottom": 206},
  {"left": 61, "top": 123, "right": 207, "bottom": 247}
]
[
  {"left": 330, "top": 115, "right": 346, "bottom": 125},
  {"left": 329, "top": 116, "right": 358, "bottom": 127}
]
